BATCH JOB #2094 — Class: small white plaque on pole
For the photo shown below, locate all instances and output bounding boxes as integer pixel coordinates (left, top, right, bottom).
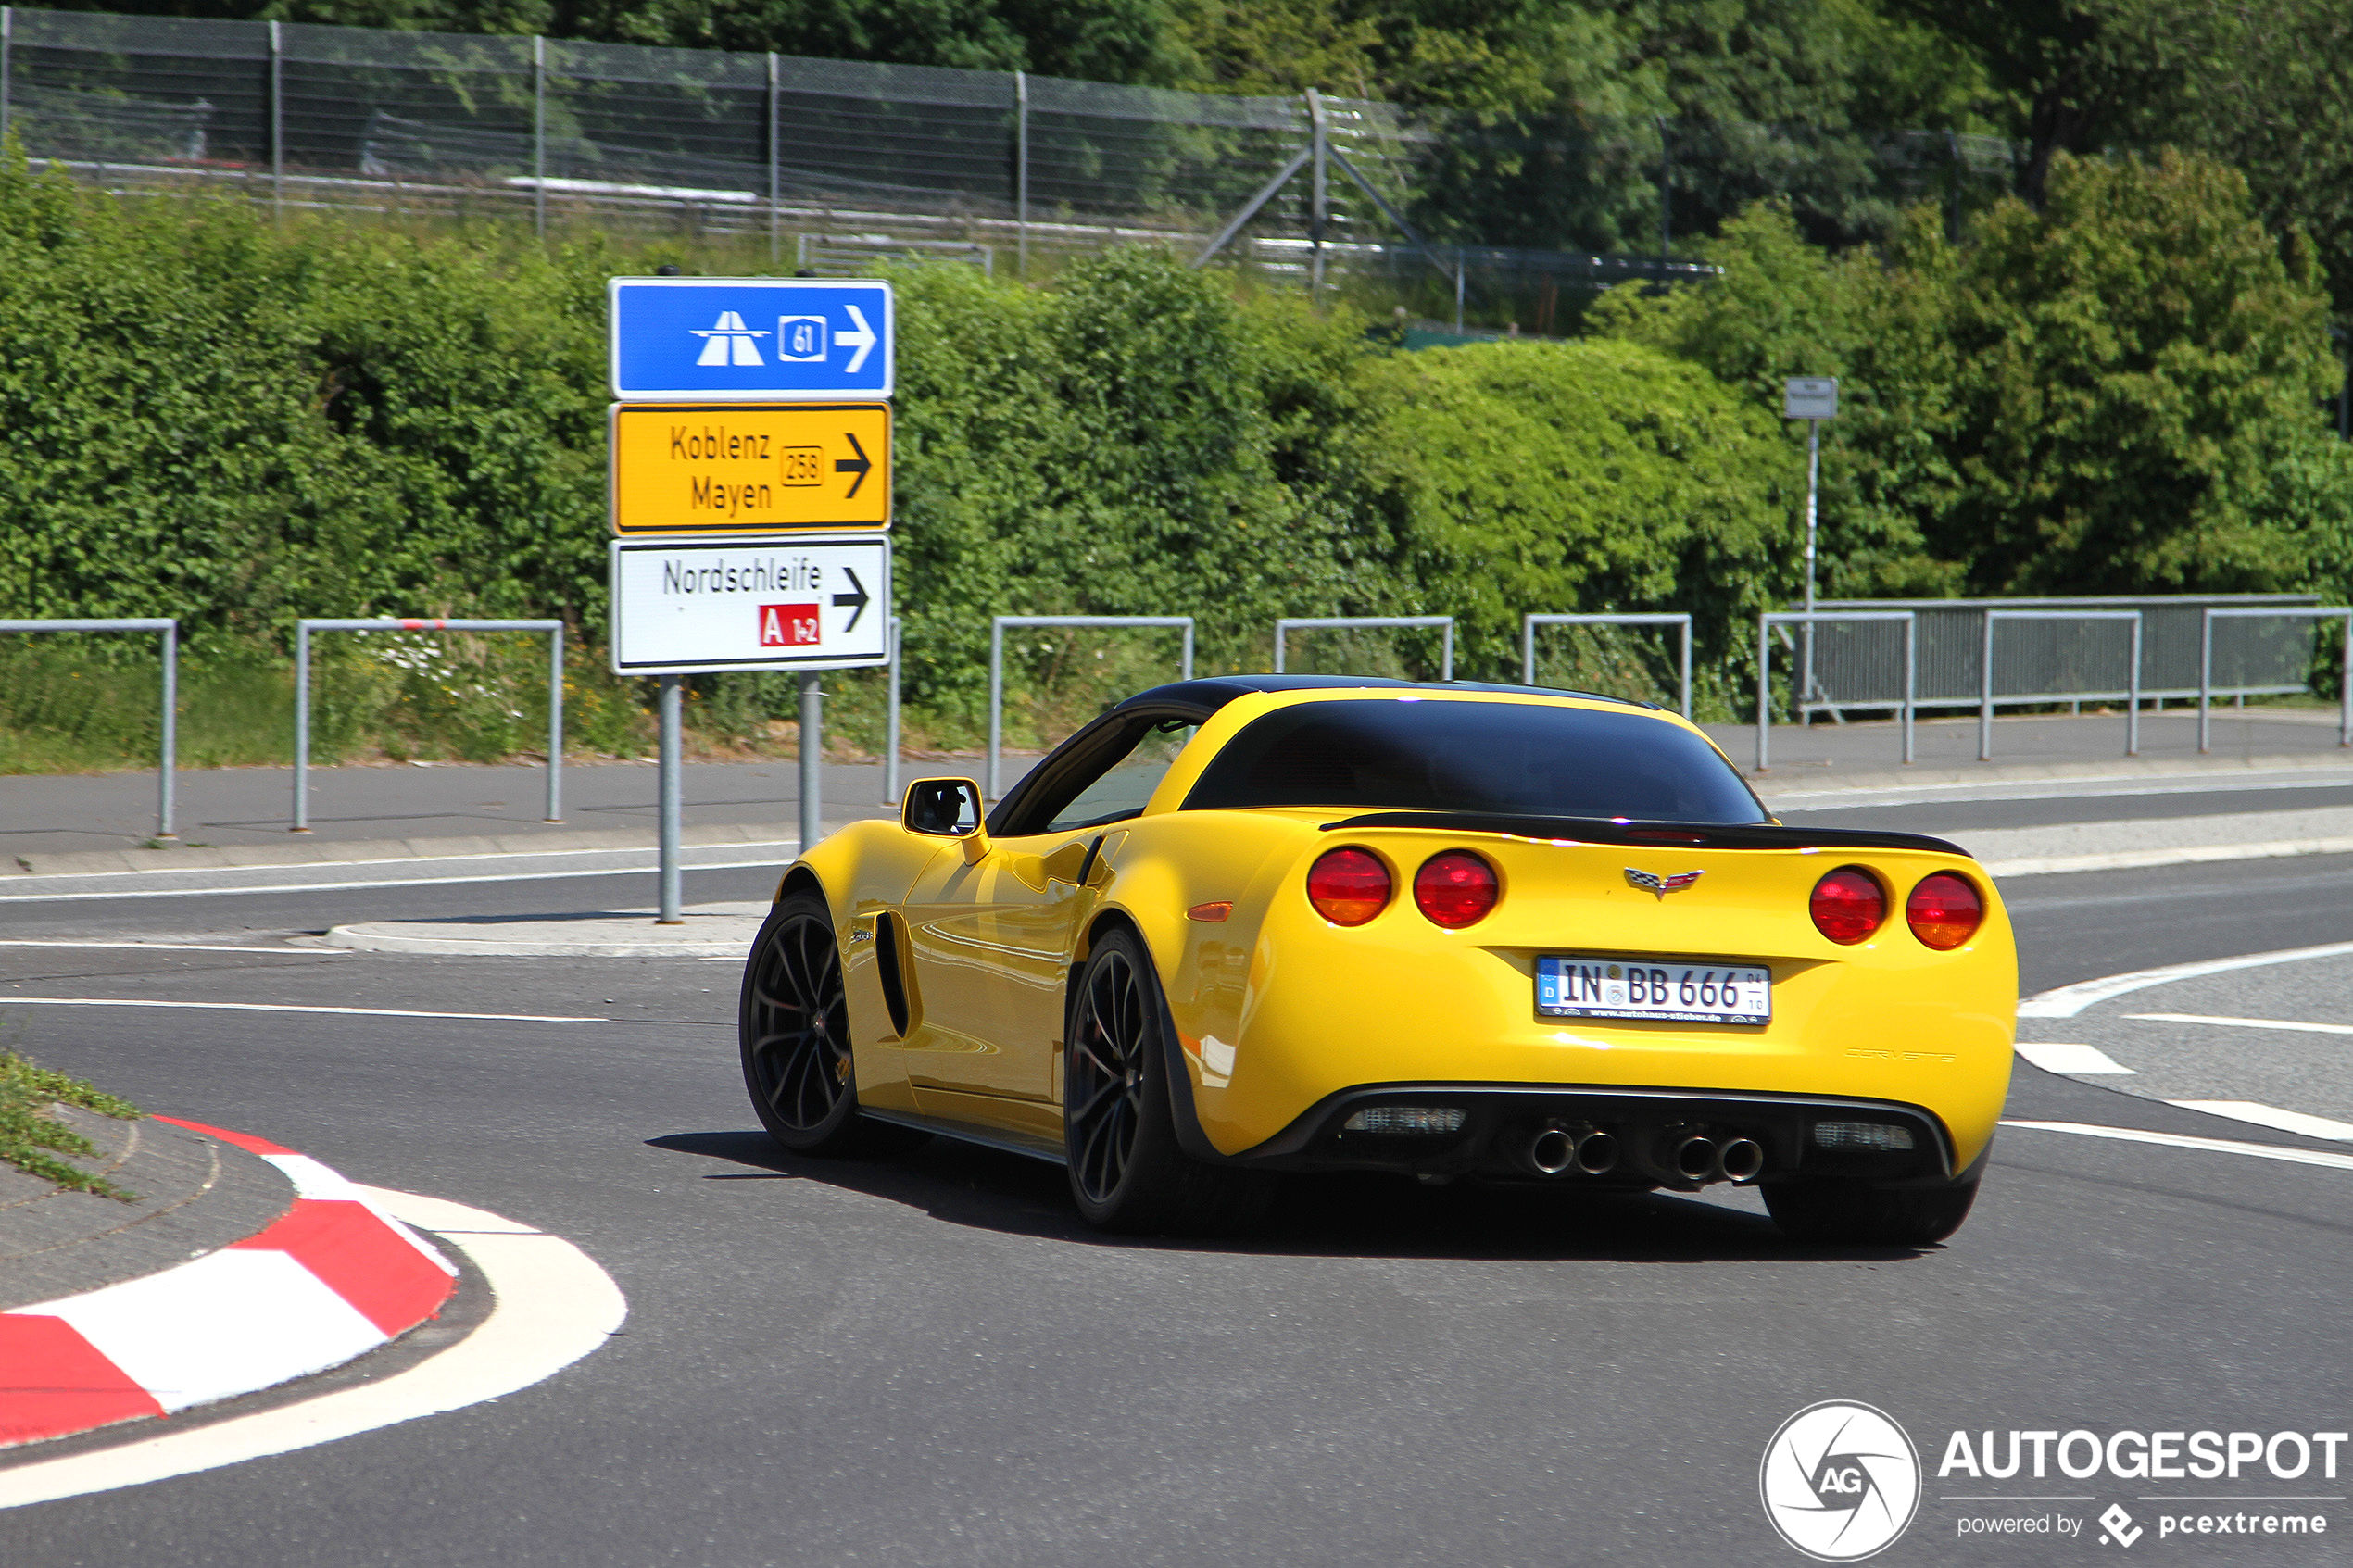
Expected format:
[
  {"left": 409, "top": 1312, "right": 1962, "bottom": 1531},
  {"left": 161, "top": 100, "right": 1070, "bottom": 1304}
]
[
  {"left": 610, "top": 534, "right": 891, "bottom": 674},
  {"left": 1784, "top": 376, "right": 1838, "bottom": 420}
]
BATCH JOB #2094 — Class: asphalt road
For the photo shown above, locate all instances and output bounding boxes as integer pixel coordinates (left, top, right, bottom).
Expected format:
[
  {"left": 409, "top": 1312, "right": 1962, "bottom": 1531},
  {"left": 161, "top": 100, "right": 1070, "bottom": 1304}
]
[{"left": 5, "top": 794, "right": 2353, "bottom": 1565}]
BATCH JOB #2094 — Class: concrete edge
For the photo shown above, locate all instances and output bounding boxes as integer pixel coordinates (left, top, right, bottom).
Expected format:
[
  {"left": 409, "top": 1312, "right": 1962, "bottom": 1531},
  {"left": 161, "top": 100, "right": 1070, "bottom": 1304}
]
[
  {"left": 0, "top": 1120, "right": 459, "bottom": 1451},
  {"left": 321, "top": 926, "right": 749, "bottom": 959},
  {"left": 6, "top": 823, "right": 804, "bottom": 880},
  {"left": 1754, "top": 749, "right": 2353, "bottom": 801}
]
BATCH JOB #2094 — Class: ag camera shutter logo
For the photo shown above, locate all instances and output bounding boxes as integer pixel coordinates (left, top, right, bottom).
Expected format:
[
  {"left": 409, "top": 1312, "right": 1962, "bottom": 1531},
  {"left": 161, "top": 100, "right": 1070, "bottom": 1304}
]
[{"left": 1760, "top": 1400, "right": 1921, "bottom": 1561}]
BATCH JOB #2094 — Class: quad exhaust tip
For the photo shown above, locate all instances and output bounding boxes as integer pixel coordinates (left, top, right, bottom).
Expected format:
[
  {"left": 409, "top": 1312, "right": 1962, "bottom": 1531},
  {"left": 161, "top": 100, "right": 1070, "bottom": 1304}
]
[
  {"left": 1529, "top": 1124, "right": 1619, "bottom": 1177},
  {"left": 1672, "top": 1135, "right": 1718, "bottom": 1183},
  {"left": 1718, "top": 1136, "right": 1765, "bottom": 1184}
]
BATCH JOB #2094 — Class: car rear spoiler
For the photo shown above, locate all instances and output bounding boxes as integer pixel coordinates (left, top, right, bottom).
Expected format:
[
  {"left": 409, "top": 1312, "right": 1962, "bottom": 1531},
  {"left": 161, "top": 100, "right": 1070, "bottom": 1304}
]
[{"left": 1315, "top": 811, "right": 1968, "bottom": 858}]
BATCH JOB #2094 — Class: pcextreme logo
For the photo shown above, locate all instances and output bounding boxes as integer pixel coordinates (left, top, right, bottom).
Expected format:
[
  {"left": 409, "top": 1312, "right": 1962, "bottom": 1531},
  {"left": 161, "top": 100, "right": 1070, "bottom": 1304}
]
[{"left": 1760, "top": 1400, "right": 1923, "bottom": 1562}]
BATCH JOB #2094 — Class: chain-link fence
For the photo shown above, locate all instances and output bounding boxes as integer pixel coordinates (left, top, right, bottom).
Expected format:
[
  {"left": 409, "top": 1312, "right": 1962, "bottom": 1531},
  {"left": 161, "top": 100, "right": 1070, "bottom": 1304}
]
[{"left": 0, "top": 5, "right": 2022, "bottom": 326}]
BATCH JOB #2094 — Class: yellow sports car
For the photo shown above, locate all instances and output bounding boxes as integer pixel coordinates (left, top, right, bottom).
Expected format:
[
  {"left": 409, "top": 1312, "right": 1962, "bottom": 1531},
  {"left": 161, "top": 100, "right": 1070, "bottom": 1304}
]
[{"left": 739, "top": 677, "right": 2015, "bottom": 1243}]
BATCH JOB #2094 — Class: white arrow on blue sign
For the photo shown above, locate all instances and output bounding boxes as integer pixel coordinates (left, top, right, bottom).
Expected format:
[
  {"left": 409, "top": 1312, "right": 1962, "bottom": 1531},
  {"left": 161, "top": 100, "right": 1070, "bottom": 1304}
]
[{"left": 609, "top": 277, "right": 894, "bottom": 402}]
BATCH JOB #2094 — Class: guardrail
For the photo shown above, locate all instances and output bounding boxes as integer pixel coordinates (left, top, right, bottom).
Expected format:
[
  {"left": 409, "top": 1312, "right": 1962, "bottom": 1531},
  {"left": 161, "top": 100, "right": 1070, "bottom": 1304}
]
[
  {"left": 292, "top": 618, "right": 564, "bottom": 833},
  {"left": 1274, "top": 616, "right": 1453, "bottom": 681},
  {"left": 988, "top": 616, "right": 1194, "bottom": 797},
  {"left": 0, "top": 618, "right": 177, "bottom": 839},
  {"left": 1981, "top": 610, "right": 2142, "bottom": 759},
  {"left": 1757, "top": 611, "right": 1916, "bottom": 771},
  {"left": 2201, "top": 608, "right": 2353, "bottom": 753},
  {"left": 1521, "top": 612, "right": 1692, "bottom": 719}
]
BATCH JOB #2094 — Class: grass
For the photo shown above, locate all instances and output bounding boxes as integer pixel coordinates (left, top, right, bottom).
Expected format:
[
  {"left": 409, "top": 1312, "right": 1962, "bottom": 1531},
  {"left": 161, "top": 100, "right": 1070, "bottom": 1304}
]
[{"left": 0, "top": 1047, "right": 143, "bottom": 1200}]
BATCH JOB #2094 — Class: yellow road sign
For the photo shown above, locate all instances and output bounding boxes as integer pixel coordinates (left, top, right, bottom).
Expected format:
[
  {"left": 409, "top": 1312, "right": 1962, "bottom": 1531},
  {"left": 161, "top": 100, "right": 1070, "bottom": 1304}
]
[{"left": 610, "top": 403, "right": 890, "bottom": 534}]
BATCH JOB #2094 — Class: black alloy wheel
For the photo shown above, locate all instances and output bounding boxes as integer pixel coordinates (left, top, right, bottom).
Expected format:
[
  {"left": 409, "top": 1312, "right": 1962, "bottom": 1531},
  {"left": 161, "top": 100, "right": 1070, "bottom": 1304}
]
[
  {"left": 739, "top": 888, "right": 918, "bottom": 1157},
  {"left": 1066, "top": 944, "right": 1150, "bottom": 1208},
  {"left": 1063, "top": 927, "right": 1267, "bottom": 1235}
]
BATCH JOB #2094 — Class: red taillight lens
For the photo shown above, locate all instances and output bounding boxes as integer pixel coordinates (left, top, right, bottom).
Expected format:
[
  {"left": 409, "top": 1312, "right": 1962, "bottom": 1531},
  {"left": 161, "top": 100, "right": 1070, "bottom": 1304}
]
[
  {"left": 1809, "top": 868, "right": 1885, "bottom": 945},
  {"left": 1306, "top": 847, "right": 1391, "bottom": 926},
  {"left": 1413, "top": 851, "right": 1499, "bottom": 928},
  {"left": 1906, "top": 872, "right": 1983, "bottom": 950}
]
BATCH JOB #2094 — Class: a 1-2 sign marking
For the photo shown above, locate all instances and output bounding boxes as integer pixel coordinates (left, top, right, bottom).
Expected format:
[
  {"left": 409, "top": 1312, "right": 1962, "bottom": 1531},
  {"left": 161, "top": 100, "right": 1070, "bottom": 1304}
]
[
  {"left": 609, "top": 535, "right": 892, "bottom": 674},
  {"left": 610, "top": 278, "right": 894, "bottom": 401},
  {"left": 609, "top": 404, "right": 891, "bottom": 534}
]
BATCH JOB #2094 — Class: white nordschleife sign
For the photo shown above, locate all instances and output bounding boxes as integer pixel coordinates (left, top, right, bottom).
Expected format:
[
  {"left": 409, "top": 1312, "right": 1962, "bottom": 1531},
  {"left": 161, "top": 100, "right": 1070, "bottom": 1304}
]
[{"left": 609, "top": 535, "right": 891, "bottom": 674}]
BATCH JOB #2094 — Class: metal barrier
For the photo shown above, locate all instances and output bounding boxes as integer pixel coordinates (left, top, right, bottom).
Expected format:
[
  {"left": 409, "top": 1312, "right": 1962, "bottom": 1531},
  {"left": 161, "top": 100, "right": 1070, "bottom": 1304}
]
[
  {"left": 2200, "top": 607, "right": 2353, "bottom": 753},
  {"left": 1274, "top": 616, "right": 1453, "bottom": 682},
  {"left": 1802, "top": 594, "right": 2319, "bottom": 716},
  {"left": 1521, "top": 612, "right": 1692, "bottom": 719},
  {"left": 880, "top": 614, "right": 902, "bottom": 807},
  {"left": 1757, "top": 611, "right": 1915, "bottom": 771},
  {"left": 0, "top": 617, "right": 177, "bottom": 839},
  {"left": 1980, "top": 610, "right": 2141, "bottom": 759},
  {"left": 988, "top": 616, "right": 1194, "bottom": 797},
  {"left": 292, "top": 618, "right": 564, "bottom": 833}
]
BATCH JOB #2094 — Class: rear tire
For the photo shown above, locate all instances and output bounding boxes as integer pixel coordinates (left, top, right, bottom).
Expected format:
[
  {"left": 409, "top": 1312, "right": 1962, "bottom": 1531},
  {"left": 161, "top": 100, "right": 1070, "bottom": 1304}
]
[
  {"left": 1063, "top": 928, "right": 1267, "bottom": 1236},
  {"left": 740, "top": 889, "right": 926, "bottom": 1159},
  {"left": 1764, "top": 1178, "right": 1979, "bottom": 1246}
]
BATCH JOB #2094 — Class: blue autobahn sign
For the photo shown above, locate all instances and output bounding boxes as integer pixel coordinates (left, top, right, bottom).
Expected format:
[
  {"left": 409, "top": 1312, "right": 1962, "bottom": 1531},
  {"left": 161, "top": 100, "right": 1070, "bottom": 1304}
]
[{"left": 609, "top": 277, "right": 894, "bottom": 402}]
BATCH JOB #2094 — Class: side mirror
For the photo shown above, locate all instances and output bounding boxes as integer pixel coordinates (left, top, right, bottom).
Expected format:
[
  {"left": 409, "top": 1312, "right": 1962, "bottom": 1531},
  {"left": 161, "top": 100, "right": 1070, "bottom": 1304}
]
[{"left": 903, "top": 778, "right": 984, "bottom": 838}]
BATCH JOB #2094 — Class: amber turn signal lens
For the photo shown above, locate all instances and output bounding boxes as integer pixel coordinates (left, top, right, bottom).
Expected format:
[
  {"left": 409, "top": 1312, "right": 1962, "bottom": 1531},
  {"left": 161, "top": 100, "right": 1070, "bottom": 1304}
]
[
  {"left": 1306, "top": 847, "right": 1391, "bottom": 926},
  {"left": 1412, "top": 851, "right": 1499, "bottom": 928},
  {"left": 1906, "top": 871, "right": 1983, "bottom": 949},
  {"left": 1809, "top": 868, "right": 1885, "bottom": 945}
]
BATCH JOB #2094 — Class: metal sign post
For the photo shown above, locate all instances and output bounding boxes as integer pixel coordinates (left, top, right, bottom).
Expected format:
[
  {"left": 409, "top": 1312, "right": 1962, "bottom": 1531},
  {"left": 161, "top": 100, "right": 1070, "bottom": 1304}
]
[
  {"left": 610, "top": 535, "right": 892, "bottom": 918},
  {"left": 610, "top": 276, "right": 896, "bottom": 922},
  {"left": 1784, "top": 377, "right": 1837, "bottom": 718}
]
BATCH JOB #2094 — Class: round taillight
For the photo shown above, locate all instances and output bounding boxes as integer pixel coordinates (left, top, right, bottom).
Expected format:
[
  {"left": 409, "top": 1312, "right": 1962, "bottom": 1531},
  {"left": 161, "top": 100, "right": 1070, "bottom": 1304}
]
[
  {"left": 1809, "top": 868, "right": 1885, "bottom": 945},
  {"left": 1413, "top": 851, "right": 1499, "bottom": 928},
  {"left": 1906, "top": 872, "right": 1983, "bottom": 950},
  {"left": 1306, "top": 847, "right": 1391, "bottom": 926}
]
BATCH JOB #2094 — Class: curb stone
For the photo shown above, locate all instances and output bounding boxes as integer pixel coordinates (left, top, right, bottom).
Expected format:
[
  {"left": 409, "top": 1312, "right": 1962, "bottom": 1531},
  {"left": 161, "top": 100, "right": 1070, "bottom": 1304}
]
[{"left": 0, "top": 1120, "right": 456, "bottom": 1449}]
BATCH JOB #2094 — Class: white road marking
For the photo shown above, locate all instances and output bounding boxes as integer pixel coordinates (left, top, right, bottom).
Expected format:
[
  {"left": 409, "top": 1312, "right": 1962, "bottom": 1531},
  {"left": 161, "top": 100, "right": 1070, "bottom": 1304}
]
[
  {"left": 0, "top": 1185, "right": 625, "bottom": 1509},
  {"left": 2127, "top": 1011, "right": 2353, "bottom": 1037},
  {"left": 0, "top": 997, "right": 605, "bottom": 1022},
  {"left": 1985, "top": 834, "right": 2353, "bottom": 879},
  {"left": 2015, "top": 1042, "right": 2136, "bottom": 1074},
  {"left": 2002, "top": 1119, "right": 2353, "bottom": 1173},
  {"left": 0, "top": 940, "right": 346, "bottom": 955},
  {"left": 2167, "top": 1101, "right": 2353, "bottom": 1141},
  {"left": 0, "top": 854, "right": 794, "bottom": 904},
  {"left": 2015, "top": 939, "right": 2353, "bottom": 1018}
]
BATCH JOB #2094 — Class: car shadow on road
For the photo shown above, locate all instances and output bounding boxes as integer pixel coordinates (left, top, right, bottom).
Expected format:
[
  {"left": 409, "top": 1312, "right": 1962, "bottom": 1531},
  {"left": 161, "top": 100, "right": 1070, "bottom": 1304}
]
[{"left": 646, "top": 1129, "right": 1934, "bottom": 1265}]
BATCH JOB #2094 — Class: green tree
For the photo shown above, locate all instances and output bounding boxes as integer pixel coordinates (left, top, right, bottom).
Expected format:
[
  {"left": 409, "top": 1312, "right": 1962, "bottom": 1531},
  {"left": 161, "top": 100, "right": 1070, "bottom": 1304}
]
[{"left": 1340, "top": 334, "right": 1800, "bottom": 684}]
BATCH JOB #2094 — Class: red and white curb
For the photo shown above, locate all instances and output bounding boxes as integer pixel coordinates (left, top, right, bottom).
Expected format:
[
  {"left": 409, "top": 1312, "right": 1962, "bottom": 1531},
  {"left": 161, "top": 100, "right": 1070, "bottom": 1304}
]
[{"left": 0, "top": 1118, "right": 457, "bottom": 1450}]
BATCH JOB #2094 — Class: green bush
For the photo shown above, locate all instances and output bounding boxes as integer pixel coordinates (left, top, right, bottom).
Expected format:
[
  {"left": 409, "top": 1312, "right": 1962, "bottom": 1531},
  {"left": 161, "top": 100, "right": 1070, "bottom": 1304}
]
[{"left": 1338, "top": 336, "right": 1802, "bottom": 708}]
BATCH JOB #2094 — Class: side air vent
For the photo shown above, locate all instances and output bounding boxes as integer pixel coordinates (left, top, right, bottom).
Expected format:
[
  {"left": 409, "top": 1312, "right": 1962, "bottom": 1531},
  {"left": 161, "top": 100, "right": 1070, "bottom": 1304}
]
[{"left": 873, "top": 912, "right": 912, "bottom": 1038}]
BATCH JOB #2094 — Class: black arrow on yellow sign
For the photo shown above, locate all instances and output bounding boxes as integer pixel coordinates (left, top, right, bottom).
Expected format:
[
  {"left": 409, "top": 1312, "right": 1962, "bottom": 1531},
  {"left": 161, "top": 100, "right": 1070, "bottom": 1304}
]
[
  {"left": 835, "top": 433, "right": 873, "bottom": 499},
  {"left": 831, "top": 568, "right": 872, "bottom": 633}
]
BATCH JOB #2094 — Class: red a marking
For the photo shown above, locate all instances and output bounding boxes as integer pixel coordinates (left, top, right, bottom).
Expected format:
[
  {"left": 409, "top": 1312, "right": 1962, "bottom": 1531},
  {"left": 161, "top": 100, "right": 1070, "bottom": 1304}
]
[{"left": 759, "top": 604, "right": 821, "bottom": 647}]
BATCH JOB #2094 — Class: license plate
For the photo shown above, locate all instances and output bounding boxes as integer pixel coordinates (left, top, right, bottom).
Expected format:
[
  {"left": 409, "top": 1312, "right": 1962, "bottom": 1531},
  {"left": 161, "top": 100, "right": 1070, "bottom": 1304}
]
[{"left": 1535, "top": 956, "right": 1770, "bottom": 1025}]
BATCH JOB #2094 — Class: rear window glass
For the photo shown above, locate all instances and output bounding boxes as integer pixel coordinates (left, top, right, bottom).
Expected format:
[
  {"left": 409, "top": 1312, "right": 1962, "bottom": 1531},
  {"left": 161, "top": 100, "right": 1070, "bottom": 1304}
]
[{"left": 1181, "top": 699, "right": 1767, "bottom": 823}]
